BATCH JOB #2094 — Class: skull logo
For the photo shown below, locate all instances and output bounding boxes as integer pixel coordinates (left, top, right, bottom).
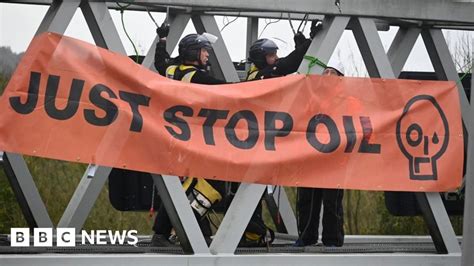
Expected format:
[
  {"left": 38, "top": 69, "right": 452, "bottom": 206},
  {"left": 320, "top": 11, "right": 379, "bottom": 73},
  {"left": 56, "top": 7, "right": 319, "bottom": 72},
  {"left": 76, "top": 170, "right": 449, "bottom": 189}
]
[{"left": 396, "top": 95, "right": 449, "bottom": 180}]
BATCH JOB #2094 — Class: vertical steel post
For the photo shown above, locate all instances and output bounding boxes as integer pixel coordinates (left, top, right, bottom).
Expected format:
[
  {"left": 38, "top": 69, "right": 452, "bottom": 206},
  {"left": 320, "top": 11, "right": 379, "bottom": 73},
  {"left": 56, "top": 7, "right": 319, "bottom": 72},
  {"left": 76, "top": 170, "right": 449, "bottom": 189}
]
[{"left": 461, "top": 54, "right": 474, "bottom": 266}]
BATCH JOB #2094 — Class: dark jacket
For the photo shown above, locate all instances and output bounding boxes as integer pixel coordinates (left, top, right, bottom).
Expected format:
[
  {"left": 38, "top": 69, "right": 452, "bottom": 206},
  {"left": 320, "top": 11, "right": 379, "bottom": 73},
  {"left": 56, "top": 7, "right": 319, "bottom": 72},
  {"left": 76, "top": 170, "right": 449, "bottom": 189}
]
[
  {"left": 154, "top": 40, "right": 226, "bottom": 85},
  {"left": 247, "top": 39, "right": 312, "bottom": 80}
]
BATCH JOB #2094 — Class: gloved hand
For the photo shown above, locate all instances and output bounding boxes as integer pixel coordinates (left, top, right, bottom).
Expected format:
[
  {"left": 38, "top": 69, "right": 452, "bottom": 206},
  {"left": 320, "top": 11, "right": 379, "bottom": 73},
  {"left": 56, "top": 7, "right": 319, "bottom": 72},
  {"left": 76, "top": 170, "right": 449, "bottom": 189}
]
[
  {"left": 294, "top": 31, "right": 307, "bottom": 48},
  {"left": 310, "top": 20, "right": 323, "bottom": 39},
  {"left": 156, "top": 23, "right": 170, "bottom": 38}
]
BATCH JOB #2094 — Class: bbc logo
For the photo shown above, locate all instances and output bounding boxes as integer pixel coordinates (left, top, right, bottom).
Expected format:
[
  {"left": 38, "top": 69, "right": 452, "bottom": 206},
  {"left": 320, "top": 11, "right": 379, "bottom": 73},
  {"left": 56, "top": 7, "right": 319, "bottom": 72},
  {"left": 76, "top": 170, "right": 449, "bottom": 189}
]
[
  {"left": 11, "top": 228, "right": 76, "bottom": 247},
  {"left": 11, "top": 228, "right": 138, "bottom": 246}
]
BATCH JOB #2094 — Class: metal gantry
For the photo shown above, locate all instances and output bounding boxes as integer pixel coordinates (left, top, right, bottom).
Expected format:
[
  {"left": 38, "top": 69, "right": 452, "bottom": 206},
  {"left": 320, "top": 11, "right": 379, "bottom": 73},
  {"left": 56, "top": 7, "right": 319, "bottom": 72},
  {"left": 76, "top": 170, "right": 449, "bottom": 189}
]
[{"left": 0, "top": 1, "right": 473, "bottom": 265}]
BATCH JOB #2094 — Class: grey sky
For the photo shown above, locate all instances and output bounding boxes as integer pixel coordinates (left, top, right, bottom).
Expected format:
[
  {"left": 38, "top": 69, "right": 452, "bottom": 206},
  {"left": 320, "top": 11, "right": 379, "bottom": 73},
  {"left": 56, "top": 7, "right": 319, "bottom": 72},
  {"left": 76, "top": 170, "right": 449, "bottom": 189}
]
[{"left": 1, "top": 3, "right": 472, "bottom": 76}]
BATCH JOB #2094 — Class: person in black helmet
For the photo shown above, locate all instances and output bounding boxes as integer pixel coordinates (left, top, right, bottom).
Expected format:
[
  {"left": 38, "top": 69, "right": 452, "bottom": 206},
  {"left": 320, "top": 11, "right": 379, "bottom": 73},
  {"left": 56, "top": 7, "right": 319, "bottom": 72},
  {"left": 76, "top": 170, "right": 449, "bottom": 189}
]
[
  {"left": 246, "top": 21, "right": 321, "bottom": 81},
  {"left": 151, "top": 24, "right": 272, "bottom": 248},
  {"left": 154, "top": 25, "right": 226, "bottom": 84},
  {"left": 151, "top": 24, "right": 228, "bottom": 248},
  {"left": 295, "top": 66, "right": 345, "bottom": 248},
  {"left": 242, "top": 21, "right": 322, "bottom": 247},
  {"left": 232, "top": 22, "right": 323, "bottom": 247}
]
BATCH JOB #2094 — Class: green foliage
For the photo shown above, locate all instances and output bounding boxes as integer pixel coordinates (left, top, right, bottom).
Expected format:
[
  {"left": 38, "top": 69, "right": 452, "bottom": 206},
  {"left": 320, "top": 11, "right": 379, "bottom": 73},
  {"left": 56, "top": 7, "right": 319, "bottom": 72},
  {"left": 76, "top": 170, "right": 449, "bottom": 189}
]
[
  {"left": 0, "top": 75, "right": 21, "bottom": 232},
  {"left": 0, "top": 157, "right": 154, "bottom": 234},
  {"left": 344, "top": 191, "right": 428, "bottom": 235},
  {"left": 0, "top": 170, "right": 28, "bottom": 232},
  {"left": 262, "top": 188, "right": 463, "bottom": 236},
  {"left": 0, "top": 73, "right": 7, "bottom": 95}
]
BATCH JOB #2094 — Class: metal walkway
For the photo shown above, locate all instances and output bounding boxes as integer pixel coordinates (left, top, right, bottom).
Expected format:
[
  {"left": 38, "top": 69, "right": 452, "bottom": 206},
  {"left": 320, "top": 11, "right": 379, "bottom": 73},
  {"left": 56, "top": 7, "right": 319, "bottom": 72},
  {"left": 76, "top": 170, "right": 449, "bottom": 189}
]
[
  {"left": 0, "top": 234, "right": 454, "bottom": 254},
  {"left": 0, "top": 235, "right": 461, "bottom": 266},
  {"left": 0, "top": 242, "right": 441, "bottom": 255}
]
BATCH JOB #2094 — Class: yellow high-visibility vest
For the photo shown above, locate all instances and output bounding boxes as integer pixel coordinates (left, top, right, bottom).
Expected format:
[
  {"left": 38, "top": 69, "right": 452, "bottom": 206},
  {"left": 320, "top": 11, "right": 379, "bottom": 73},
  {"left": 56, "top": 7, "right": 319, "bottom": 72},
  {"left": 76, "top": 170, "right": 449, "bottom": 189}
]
[{"left": 166, "top": 65, "right": 198, "bottom": 83}]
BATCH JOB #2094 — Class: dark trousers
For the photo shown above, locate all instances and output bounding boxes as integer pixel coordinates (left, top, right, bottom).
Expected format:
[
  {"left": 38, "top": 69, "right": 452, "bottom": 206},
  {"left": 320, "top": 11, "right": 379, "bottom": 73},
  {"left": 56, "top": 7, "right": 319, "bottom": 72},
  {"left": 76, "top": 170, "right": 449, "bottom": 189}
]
[{"left": 297, "top": 187, "right": 344, "bottom": 246}]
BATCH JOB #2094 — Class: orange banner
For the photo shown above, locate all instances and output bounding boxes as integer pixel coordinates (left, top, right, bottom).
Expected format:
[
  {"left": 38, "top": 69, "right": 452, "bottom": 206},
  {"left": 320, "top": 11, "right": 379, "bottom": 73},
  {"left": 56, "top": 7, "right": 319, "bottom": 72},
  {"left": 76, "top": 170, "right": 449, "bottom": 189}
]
[{"left": 0, "top": 33, "right": 464, "bottom": 191}]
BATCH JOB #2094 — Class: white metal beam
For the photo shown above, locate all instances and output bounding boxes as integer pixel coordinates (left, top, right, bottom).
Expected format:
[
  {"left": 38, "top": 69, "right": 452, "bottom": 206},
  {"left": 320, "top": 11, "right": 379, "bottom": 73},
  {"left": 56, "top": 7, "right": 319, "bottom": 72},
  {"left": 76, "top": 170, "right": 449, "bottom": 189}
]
[
  {"left": 210, "top": 183, "right": 267, "bottom": 254},
  {"left": 352, "top": 17, "right": 395, "bottom": 78},
  {"left": 272, "top": 187, "right": 298, "bottom": 236},
  {"left": 422, "top": 28, "right": 472, "bottom": 130},
  {"left": 1, "top": 152, "right": 53, "bottom": 228},
  {"left": 387, "top": 27, "right": 421, "bottom": 77},
  {"left": 415, "top": 192, "right": 462, "bottom": 254},
  {"left": 245, "top": 17, "right": 258, "bottom": 72},
  {"left": 422, "top": 33, "right": 473, "bottom": 261},
  {"left": 461, "top": 53, "right": 474, "bottom": 266},
  {"left": 57, "top": 165, "right": 111, "bottom": 229},
  {"left": 80, "top": 1, "right": 127, "bottom": 54},
  {"left": 34, "top": 0, "right": 80, "bottom": 36},
  {"left": 152, "top": 174, "right": 210, "bottom": 254},
  {"left": 297, "top": 16, "right": 350, "bottom": 74},
  {"left": 128, "top": 0, "right": 474, "bottom": 24},
  {"left": 4, "top": 0, "right": 474, "bottom": 25}
]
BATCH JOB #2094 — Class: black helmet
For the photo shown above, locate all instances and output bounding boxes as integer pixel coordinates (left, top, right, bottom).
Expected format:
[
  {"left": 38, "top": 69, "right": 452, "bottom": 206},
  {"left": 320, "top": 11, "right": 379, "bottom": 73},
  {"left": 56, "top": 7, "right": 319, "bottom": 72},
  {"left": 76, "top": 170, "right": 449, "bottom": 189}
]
[
  {"left": 178, "top": 33, "right": 214, "bottom": 63},
  {"left": 248, "top": 38, "right": 279, "bottom": 69}
]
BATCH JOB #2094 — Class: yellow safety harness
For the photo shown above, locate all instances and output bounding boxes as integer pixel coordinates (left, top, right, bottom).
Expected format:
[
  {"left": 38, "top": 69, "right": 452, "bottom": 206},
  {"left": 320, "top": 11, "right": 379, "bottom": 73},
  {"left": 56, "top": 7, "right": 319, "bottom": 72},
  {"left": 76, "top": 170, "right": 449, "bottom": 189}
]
[
  {"left": 165, "top": 64, "right": 222, "bottom": 216},
  {"left": 166, "top": 65, "right": 198, "bottom": 83},
  {"left": 164, "top": 63, "right": 273, "bottom": 246},
  {"left": 246, "top": 64, "right": 260, "bottom": 81},
  {"left": 182, "top": 177, "right": 222, "bottom": 216}
]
